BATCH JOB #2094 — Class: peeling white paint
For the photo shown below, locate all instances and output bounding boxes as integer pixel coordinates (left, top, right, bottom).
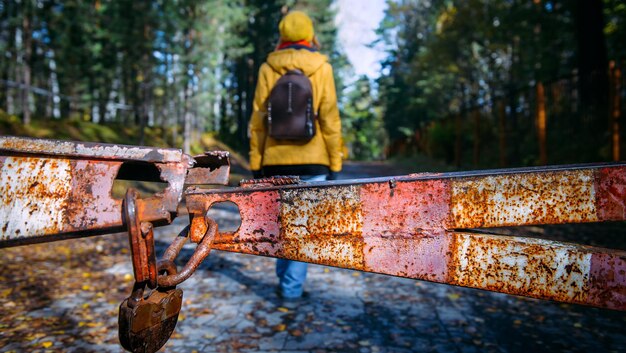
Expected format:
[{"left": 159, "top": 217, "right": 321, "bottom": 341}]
[
  {"left": 0, "top": 136, "right": 184, "bottom": 163},
  {"left": 0, "top": 157, "right": 72, "bottom": 239},
  {"left": 280, "top": 185, "right": 362, "bottom": 238},
  {"left": 453, "top": 232, "right": 592, "bottom": 302},
  {"left": 451, "top": 170, "right": 598, "bottom": 227}
]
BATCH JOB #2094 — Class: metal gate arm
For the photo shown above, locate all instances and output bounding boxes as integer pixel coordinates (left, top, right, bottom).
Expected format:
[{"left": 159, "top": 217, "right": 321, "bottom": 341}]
[
  {"left": 185, "top": 164, "right": 626, "bottom": 310},
  {"left": 0, "top": 137, "right": 229, "bottom": 246}
]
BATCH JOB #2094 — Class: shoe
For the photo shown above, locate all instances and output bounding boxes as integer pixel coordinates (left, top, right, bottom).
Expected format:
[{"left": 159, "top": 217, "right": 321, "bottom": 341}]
[
  {"left": 276, "top": 289, "right": 309, "bottom": 300},
  {"left": 276, "top": 289, "right": 309, "bottom": 308}
]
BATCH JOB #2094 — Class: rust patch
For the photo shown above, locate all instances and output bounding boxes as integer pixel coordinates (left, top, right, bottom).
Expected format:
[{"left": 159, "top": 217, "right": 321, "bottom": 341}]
[
  {"left": 280, "top": 185, "right": 364, "bottom": 269},
  {"left": 188, "top": 190, "right": 283, "bottom": 257},
  {"left": 595, "top": 167, "right": 626, "bottom": 221},
  {"left": 361, "top": 179, "right": 450, "bottom": 238},
  {"left": 66, "top": 160, "right": 122, "bottom": 231},
  {"left": 284, "top": 234, "right": 365, "bottom": 269},
  {"left": 153, "top": 162, "right": 188, "bottom": 214},
  {"left": 0, "top": 157, "right": 72, "bottom": 239},
  {"left": 189, "top": 214, "right": 208, "bottom": 243},
  {"left": 185, "top": 151, "right": 230, "bottom": 185},
  {"left": 363, "top": 232, "right": 451, "bottom": 281},
  {"left": 451, "top": 170, "right": 598, "bottom": 228},
  {"left": 449, "top": 232, "right": 591, "bottom": 303},
  {"left": 588, "top": 251, "right": 626, "bottom": 310}
]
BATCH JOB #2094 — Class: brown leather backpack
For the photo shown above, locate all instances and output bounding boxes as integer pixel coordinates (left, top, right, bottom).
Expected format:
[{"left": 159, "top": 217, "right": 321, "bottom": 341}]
[{"left": 267, "top": 69, "right": 316, "bottom": 140}]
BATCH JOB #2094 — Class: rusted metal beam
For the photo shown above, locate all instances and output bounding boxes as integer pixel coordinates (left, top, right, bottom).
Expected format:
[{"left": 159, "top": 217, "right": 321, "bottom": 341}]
[
  {"left": 2, "top": 137, "right": 625, "bottom": 310},
  {"left": 185, "top": 151, "right": 230, "bottom": 186},
  {"left": 0, "top": 137, "right": 229, "bottom": 246},
  {"left": 0, "top": 136, "right": 185, "bottom": 163},
  {"left": 185, "top": 164, "right": 626, "bottom": 311}
]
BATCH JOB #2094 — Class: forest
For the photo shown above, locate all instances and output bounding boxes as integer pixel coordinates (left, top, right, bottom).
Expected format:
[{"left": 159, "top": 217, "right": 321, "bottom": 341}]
[{"left": 1, "top": 0, "right": 625, "bottom": 168}]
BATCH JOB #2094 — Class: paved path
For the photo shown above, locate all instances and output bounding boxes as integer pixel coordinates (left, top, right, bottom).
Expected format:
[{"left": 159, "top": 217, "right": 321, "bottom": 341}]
[{"left": 1, "top": 162, "right": 625, "bottom": 352}]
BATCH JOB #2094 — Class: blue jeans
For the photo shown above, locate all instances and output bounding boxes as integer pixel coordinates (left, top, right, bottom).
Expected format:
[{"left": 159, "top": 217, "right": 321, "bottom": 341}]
[{"left": 276, "top": 174, "right": 327, "bottom": 298}]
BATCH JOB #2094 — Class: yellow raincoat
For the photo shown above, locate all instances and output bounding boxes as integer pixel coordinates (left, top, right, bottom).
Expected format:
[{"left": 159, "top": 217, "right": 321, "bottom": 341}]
[{"left": 248, "top": 48, "right": 342, "bottom": 173}]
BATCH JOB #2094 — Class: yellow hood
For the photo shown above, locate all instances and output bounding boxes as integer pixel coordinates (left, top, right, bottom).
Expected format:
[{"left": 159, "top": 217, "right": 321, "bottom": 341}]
[{"left": 266, "top": 49, "right": 328, "bottom": 76}]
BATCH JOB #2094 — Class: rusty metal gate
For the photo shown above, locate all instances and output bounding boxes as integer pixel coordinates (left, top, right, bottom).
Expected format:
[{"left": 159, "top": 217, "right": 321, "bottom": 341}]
[{"left": 1, "top": 136, "right": 625, "bottom": 352}]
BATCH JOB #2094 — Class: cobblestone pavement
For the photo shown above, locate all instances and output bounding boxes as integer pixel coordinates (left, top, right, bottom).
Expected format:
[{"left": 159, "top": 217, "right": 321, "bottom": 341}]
[{"left": 1, "top": 162, "right": 625, "bottom": 352}]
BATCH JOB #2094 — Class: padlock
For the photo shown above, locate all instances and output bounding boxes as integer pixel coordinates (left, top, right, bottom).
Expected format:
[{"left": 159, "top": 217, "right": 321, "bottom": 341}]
[{"left": 119, "top": 261, "right": 183, "bottom": 353}]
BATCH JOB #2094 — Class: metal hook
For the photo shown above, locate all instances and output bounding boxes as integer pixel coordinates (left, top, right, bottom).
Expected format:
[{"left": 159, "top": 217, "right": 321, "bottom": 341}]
[
  {"left": 157, "top": 217, "right": 218, "bottom": 287},
  {"left": 123, "top": 188, "right": 158, "bottom": 289}
]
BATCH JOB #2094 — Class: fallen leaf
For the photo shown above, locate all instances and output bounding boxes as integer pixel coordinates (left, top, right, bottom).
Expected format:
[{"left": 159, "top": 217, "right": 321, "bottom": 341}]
[
  {"left": 277, "top": 307, "right": 290, "bottom": 313},
  {"left": 273, "top": 324, "right": 286, "bottom": 332},
  {"left": 42, "top": 342, "right": 53, "bottom": 348},
  {"left": 290, "top": 329, "right": 303, "bottom": 337},
  {"left": 0, "top": 288, "right": 12, "bottom": 298},
  {"left": 447, "top": 293, "right": 460, "bottom": 301},
  {"left": 26, "top": 333, "right": 45, "bottom": 341}
]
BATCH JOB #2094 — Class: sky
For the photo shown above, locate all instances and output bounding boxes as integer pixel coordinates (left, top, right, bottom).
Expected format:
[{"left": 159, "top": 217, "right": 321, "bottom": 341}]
[{"left": 335, "top": 0, "right": 388, "bottom": 80}]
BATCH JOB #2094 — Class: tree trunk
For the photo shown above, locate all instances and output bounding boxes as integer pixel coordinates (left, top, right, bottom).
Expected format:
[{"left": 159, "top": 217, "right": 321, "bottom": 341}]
[
  {"left": 2, "top": 0, "right": 15, "bottom": 115},
  {"left": 472, "top": 109, "right": 480, "bottom": 168},
  {"left": 21, "top": 13, "right": 32, "bottom": 125},
  {"left": 138, "top": 16, "right": 153, "bottom": 146},
  {"left": 498, "top": 100, "right": 507, "bottom": 167},
  {"left": 536, "top": 82, "right": 548, "bottom": 165},
  {"left": 454, "top": 111, "right": 462, "bottom": 168},
  {"left": 609, "top": 62, "right": 621, "bottom": 161},
  {"left": 183, "top": 81, "right": 192, "bottom": 154}
]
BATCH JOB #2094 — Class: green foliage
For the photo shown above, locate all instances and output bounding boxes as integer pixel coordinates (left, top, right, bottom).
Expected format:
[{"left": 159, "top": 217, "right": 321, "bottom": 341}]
[
  {"left": 341, "top": 76, "right": 387, "bottom": 160},
  {"left": 378, "top": 0, "right": 576, "bottom": 136},
  {"left": 0, "top": 0, "right": 357, "bottom": 162},
  {"left": 424, "top": 121, "right": 456, "bottom": 163},
  {"left": 377, "top": 0, "right": 622, "bottom": 167},
  {"left": 605, "top": 0, "right": 626, "bottom": 62},
  {"left": 0, "top": 108, "right": 245, "bottom": 164}
]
